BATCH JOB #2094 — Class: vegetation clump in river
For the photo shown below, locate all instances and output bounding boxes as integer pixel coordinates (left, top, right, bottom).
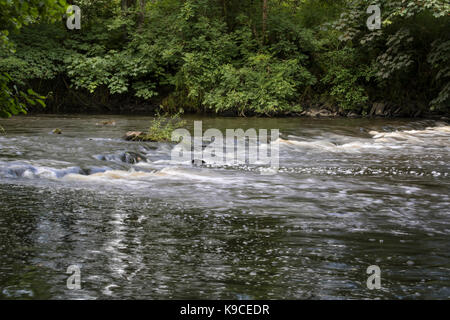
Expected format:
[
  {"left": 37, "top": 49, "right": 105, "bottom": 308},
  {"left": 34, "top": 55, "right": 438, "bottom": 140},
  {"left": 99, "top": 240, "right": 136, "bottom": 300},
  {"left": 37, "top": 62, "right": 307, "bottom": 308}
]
[{"left": 124, "top": 112, "right": 186, "bottom": 142}]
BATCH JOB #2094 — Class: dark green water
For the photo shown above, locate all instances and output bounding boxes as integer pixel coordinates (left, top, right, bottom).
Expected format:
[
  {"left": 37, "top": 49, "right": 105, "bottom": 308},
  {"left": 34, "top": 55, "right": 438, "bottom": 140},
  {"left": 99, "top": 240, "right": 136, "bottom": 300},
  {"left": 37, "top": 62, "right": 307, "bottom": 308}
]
[{"left": 0, "top": 115, "right": 449, "bottom": 299}]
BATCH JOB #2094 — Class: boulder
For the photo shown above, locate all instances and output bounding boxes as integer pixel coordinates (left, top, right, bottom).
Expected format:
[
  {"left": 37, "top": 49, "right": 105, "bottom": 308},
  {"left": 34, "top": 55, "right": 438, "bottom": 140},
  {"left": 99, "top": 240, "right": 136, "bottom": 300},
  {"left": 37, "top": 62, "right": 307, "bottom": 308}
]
[
  {"left": 347, "top": 112, "right": 360, "bottom": 118},
  {"left": 303, "top": 108, "right": 335, "bottom": 117},
  {"left": 322, "top": 101, "right": 339, "bottom": 113},
  {"left": 52, "top": 128, "right": 62, "bottom": 134},
  {"left": 303, "top": 108, "right": 321, "bottom": 117}
]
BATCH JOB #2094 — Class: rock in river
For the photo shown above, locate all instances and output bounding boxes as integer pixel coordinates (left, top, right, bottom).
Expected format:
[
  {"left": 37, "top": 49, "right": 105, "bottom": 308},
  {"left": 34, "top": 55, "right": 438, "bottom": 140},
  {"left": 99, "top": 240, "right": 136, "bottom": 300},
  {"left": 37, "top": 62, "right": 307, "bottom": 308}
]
[{"left": 123, "top": 131, "right": 145, "bottom": 141}]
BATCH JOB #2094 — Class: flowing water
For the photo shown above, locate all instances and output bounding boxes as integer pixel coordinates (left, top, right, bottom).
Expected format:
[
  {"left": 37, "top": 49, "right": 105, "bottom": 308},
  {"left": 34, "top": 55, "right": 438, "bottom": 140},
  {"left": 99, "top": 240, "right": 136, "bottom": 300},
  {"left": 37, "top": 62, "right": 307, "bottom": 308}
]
[{"left": 0, "top": 115, "right": 449, "bottom": 300}]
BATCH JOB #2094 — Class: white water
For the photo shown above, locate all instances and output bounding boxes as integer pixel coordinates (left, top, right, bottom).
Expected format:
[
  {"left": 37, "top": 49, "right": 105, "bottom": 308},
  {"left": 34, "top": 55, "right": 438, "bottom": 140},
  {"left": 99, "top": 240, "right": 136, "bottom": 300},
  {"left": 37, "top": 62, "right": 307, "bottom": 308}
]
[{"left": 0, "top": 115, "right": 449, "bottom": 299}]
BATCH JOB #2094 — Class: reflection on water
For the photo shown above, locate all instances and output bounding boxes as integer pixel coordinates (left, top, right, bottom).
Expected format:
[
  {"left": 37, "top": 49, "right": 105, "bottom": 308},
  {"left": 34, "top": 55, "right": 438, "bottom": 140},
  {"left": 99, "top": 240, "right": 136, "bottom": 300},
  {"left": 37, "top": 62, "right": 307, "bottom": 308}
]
[{"left": 0, "top": 115, "right": 449, "bottom": 299}]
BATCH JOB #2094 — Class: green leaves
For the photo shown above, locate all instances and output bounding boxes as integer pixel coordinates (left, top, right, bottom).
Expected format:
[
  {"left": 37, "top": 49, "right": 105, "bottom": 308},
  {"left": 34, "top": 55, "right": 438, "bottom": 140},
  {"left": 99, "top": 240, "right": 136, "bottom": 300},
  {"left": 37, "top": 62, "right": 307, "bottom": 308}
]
[
  {"left": 202, "top": 54, "right": 314, "bottom": 116},
  {"left": 319, "top": 47, "right": 371, "bottom": 111},
  {"left": 329, "top": 0, "right": 450, "bottom": 112},
  {"left": 144, "top": 111, "right": 186, "bottom": 142},
  {"left": 0, "top": 72, "right": 46, "bottom": 118},
  {"left": 0, "top": 0, "right": 66, "bottom": 117},
  {"left": 1, "top": 0, "right": 448, "bottom": 117},
  {"left": 375, "top": 28, "right": 415, "bottom": 80},
  {"left": 428, "top": 39, "right": 450, "bottom": 109}
]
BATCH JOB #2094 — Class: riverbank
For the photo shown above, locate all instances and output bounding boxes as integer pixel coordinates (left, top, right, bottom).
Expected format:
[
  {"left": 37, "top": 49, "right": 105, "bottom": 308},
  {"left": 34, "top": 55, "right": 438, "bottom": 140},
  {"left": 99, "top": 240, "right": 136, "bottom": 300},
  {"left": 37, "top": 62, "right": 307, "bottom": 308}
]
[{"left": 29, "top": 100, "right": 450, "bottom": 120}]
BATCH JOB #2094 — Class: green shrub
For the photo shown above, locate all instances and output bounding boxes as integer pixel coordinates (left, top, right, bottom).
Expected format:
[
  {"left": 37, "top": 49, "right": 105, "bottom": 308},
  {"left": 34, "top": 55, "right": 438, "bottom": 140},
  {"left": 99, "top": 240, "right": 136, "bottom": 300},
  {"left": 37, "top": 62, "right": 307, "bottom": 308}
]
[
  {"left": 319, "top": 47, "right": 373, "bottom": 111},
  {"left": 143, "top": 112, "right": 186, "bottom": 142},
  {"left": 203, "top": 53, "right": 315, "bottom": 115}
]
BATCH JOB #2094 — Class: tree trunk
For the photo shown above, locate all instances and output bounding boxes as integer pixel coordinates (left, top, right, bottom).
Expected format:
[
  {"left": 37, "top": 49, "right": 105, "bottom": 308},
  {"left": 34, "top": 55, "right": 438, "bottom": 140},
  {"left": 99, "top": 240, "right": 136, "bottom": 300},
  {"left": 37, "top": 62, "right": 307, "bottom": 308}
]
[
  {"left": 138, "top": 0, "right": 145, "bottom": 27},
  {"left": 262, "top": 0, "right": 268, "bottom": 43},
  {"left": 222, "top": 0, "right": 227, "bottom": 19},
  {"left": 121, "top": 0, "right": 128, "bottom": 13}
]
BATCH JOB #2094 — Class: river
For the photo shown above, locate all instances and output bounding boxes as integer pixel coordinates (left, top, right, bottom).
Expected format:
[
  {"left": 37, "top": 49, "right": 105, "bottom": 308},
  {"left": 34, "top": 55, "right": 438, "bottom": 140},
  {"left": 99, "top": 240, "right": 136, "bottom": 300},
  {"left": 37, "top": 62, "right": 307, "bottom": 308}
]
[{"left": 0, "top": 115, "right": 449, "bottom": 299}]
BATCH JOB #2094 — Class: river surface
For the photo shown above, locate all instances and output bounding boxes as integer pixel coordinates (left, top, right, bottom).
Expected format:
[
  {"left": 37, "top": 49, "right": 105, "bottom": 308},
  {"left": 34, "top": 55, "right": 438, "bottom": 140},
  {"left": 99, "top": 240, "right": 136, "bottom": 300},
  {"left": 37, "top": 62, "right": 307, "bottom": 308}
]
[{"left": 0, "top": 115, "right": 449, "bottom": 299}]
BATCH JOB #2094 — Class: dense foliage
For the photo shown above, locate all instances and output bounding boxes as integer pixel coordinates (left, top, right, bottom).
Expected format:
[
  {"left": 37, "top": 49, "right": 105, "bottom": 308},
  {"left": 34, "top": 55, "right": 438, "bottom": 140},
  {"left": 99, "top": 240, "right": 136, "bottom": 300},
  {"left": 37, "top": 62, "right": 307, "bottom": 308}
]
[
  {"left": 0, "top": 0, "right": 449, "bottom": 117},
  {"left": 0, "top": 0, "right": 67, "bottom": 117}
]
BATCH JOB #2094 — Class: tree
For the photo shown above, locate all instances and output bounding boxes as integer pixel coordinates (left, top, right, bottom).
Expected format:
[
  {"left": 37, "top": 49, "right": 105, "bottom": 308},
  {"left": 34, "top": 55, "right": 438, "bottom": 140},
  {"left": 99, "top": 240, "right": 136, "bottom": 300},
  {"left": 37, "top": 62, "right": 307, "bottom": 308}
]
[
  {"left": 0, "top": 0, "right": 67, "bottom": 118},
  {"left": 262, "top": 0, "right": 268, "bottom": 42},
  {"left": 1, "top": 0, "right": 448, "bottom": 116}
]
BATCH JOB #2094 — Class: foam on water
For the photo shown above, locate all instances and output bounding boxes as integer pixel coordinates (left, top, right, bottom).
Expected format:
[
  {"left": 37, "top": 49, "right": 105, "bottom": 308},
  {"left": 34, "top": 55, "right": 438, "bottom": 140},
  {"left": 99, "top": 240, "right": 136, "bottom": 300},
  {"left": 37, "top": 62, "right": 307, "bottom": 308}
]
[
  {"left": 62, "top": 166, "right": 233, "bottom": 184},
  {"left": 276, "top": 124, "right": 450, "bottom": 153},
  {"left": 369, "top": 125, "right": 450, "bottom": 146}
]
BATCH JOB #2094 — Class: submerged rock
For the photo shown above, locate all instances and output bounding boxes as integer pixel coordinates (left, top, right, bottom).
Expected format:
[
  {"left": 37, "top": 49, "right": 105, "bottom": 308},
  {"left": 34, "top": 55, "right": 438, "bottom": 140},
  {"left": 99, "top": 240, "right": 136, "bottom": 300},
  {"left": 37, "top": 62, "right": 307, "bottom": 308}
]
[
  {"left": 192, "top": 159, "right": 206, "bottom": 166},
  {"left": 95, "top": 151, "right": 147, "bottom": 164},
  {"left": 96, "top": 120, "right": 116, "bottom": 126},
  {"left": 121, "top": 151, "right": 147, "bottom": 164},
  {"left": 79, "top": 167, "right": 111, "bottom": 175}
]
